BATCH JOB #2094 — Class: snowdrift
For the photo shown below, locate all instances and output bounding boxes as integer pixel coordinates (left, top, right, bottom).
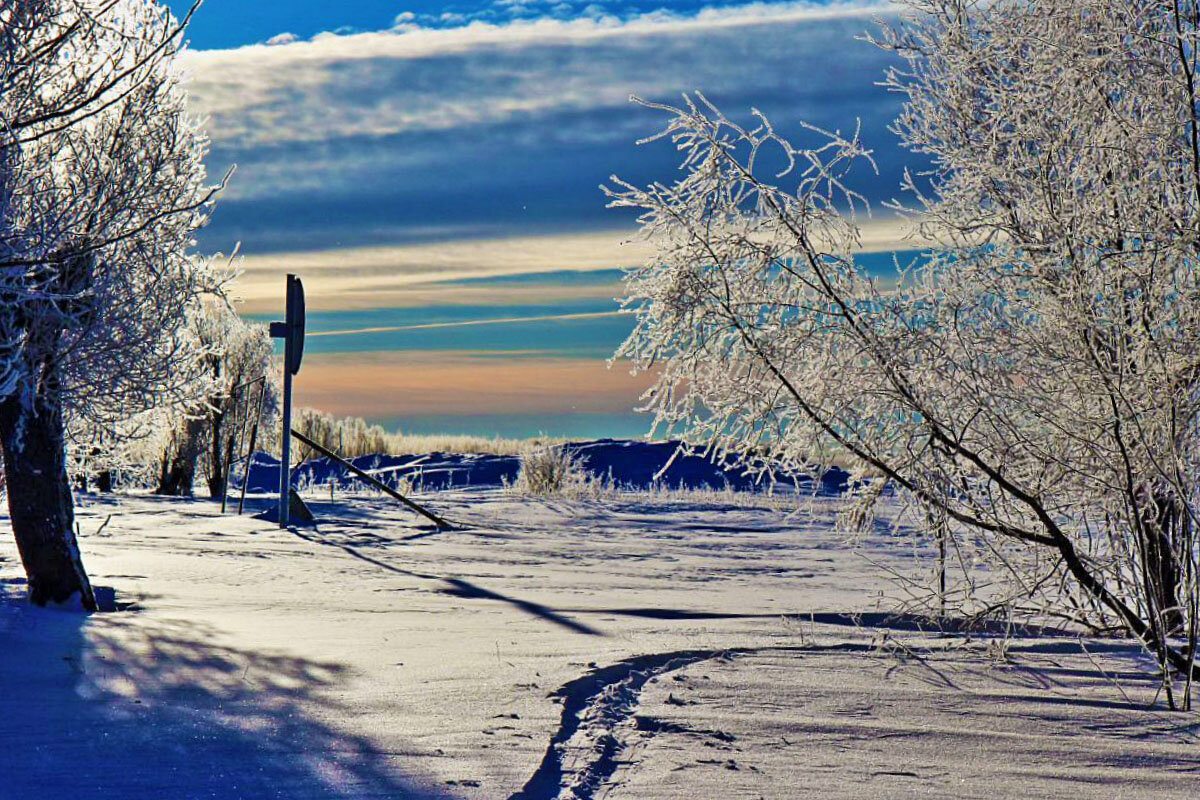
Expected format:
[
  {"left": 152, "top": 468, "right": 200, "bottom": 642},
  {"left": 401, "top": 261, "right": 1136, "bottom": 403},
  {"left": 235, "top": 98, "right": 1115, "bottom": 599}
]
[{"left": 239, "top": 439, "right": 850, "bottom": 495}]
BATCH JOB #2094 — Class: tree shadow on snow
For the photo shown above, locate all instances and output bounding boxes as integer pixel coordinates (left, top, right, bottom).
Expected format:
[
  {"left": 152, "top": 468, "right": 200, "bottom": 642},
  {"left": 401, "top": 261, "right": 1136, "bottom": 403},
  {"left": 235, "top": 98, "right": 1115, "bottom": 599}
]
[
  {"left": 0, "top": 582, "right": 459, "bottom": 800},
  {"left": 286, "top": 526, "right": 605, "bottom": 637}
]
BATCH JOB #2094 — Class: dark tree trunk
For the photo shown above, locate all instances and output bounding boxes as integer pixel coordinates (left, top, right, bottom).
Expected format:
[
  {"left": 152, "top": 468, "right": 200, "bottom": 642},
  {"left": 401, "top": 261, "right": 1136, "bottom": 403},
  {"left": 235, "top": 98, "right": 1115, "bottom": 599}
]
[
  {"left": 1143, "top": 490, "right": 1184, "bottom": 634},
  {"left": 156, "top": 416, "right": 204, "bottom": 496},
  {"left": 0, "top": 391, "right": 96, "bottom": 610},
  {"left": 207, "top": 407, "right": 226, "bottom": 499},
  {"left": 81, "top": 446, "right": 113, "bottom": 493}
]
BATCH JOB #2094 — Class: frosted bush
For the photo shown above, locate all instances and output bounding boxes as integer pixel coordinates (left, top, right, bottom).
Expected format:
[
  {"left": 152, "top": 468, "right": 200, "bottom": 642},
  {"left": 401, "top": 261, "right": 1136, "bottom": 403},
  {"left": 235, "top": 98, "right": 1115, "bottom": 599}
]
[{"left": 515, "top": 446, "right": 595, "bottom": 498}]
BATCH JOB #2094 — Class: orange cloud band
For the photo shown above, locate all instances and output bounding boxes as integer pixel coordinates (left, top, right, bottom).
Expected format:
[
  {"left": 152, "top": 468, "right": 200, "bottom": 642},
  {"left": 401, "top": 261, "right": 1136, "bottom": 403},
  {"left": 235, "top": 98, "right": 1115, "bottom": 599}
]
[{"left": 293, "top": 351, "right": 654, "bottom": 418}]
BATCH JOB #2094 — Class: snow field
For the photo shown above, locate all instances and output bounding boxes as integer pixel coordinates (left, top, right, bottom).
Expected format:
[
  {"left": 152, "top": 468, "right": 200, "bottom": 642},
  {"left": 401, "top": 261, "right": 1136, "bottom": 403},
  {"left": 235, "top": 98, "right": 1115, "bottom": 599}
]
[{"left": 0, "top": 488, "right": 1193, "bottom": 799}]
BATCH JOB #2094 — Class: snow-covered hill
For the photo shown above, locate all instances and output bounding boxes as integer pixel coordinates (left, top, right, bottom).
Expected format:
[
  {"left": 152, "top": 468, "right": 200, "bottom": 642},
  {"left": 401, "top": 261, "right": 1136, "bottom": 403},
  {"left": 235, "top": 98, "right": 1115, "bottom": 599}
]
[{"left": 242, "top": 439, "right": 851, "bottom": 494}]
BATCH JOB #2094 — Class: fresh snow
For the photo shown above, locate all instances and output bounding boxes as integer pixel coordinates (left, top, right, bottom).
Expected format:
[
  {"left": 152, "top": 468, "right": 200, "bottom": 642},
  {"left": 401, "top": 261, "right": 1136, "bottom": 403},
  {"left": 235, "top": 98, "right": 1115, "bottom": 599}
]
[{"left": 0, "top": 485, "right": 1195, "bottom": 798}]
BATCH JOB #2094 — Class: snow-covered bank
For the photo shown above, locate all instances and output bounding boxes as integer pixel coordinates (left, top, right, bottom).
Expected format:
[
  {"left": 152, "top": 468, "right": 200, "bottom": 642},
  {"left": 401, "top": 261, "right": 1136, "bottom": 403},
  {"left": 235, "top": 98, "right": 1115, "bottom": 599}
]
[
  {"left": 243, "top": 439, "right": 851, "bottom": 494},
  {"left": 0, "top": 489, "right": 1194, "bottom": 798}
]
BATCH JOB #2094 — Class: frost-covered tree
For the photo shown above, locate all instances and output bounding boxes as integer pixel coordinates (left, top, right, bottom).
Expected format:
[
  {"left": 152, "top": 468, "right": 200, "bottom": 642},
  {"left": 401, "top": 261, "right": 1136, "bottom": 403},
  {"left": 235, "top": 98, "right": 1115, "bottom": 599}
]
[
  {"left": 155, "top": 302, "right": 274, "bottom": 498},
  {"left": 201, "top": 313, "right": 273, "bottom": 499},
  {"left": 0, "top": 0, "right": 223, "bottom": 609},
  {"left": 608, "top": 0, "right": 1200, "bottom": 688},
  {"left": 70, "top": 410, "right": 174, "bottom": 493},
  {"left": 291, "top": 408, "right": 393, "bottom": 461}
]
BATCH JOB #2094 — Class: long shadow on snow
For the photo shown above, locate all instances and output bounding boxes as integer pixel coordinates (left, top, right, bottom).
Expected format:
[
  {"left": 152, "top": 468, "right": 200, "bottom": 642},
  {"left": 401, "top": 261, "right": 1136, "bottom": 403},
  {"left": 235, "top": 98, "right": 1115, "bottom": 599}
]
[
  {"left": 0, "top": 583, "right": 458, "bottom": 800},
  {"left": 440, "top": 578, "right": 601, "bottom": 636},
  {"left": 287, "top": 516, "right": 1074, "bottom": 640},
  {"left": 288, "top": 526, "right": 603, "bottom": 637},
  {"left": 551, "top": 607, "right": 1077, "bottom": 637}
]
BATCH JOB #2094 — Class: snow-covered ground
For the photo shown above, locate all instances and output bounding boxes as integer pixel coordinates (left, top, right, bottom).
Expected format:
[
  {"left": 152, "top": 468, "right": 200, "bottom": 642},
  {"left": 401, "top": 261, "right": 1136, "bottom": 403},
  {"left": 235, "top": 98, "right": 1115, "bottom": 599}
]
[{"left": 0, "top": 487, "right": 1196, "bottom": 799}]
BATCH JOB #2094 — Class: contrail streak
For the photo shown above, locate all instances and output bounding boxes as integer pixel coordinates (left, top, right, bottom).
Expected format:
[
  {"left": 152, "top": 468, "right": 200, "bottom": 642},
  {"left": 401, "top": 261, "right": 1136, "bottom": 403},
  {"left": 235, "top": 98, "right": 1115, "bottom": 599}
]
[{"left": 306, "top": 310, "right": 624, "bottom": 337}]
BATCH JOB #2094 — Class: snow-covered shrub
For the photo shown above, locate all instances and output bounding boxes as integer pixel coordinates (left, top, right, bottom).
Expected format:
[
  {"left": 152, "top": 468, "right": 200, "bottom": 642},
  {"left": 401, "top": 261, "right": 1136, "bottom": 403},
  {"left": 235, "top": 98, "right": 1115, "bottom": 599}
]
[{"left": 515, "top": 446, "right": 595, "bottom": 498}]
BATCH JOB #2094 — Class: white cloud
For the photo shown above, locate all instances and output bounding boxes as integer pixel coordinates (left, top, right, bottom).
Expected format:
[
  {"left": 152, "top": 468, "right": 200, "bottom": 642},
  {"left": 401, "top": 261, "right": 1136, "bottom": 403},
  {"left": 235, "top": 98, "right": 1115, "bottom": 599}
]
[
  {"left": 181, "top": 2, "right": 911, "bottom": 254},
  {"left": 262, "top": 32, "right": 299, "bottom": 47},
  {"left": 230, "top": 218, "right": 918, "bottom": 312},
  {"left": 183, "top": 1, "right": 891, "bottom": 146}
]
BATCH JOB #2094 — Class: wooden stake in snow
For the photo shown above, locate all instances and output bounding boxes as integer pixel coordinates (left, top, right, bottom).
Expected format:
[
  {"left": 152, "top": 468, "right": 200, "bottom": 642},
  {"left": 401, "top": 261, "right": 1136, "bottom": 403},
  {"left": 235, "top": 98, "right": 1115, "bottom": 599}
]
[
  {"left": 269, "top": 274, "right": 305, "bottom": 528},
  {"left": 221, "top": 375, "right": 266, "bottom": 515}
]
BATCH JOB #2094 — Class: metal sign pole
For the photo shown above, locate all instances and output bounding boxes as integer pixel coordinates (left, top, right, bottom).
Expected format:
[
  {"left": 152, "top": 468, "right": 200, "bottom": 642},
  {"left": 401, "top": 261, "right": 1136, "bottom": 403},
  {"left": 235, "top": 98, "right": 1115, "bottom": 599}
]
[
  {"left": 270, "top": 273, "right": 306, "bottom": 528},
  {"left": 279, "top": 326, "right": 293, "bottom": 527}
]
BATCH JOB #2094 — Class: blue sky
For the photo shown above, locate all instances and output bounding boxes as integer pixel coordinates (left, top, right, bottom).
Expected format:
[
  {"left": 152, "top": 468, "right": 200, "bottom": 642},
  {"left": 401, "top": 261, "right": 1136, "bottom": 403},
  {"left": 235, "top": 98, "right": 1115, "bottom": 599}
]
[{"left": 167, "top": 1, "right": 917, "bottom": 437}]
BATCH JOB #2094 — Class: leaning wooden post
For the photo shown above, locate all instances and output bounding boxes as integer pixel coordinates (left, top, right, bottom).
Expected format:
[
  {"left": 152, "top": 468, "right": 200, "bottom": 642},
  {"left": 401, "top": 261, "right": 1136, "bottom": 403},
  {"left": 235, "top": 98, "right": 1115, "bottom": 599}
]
[
  {"left": 221, "top": 375, "right": 264, "bottom": 513},
  {"left": 290, "top": 428, "right": 452, "bottom": 530},
  {"left": 269, "top": 274, "right": 305, "bottom": 528},
  {"left": 218, "top": 381, "right": 242, "bottom": 514},
  {"left": 237, "top": 381, "right": 267, "bottom": 516}
]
